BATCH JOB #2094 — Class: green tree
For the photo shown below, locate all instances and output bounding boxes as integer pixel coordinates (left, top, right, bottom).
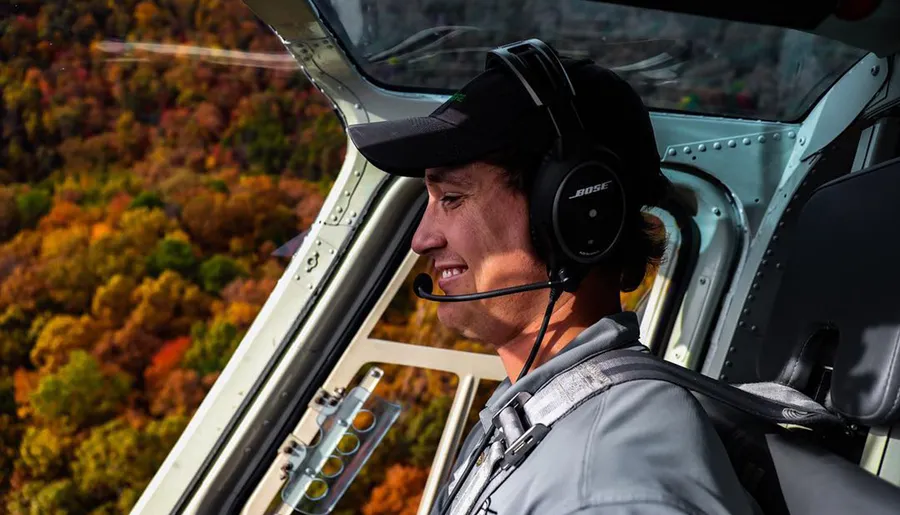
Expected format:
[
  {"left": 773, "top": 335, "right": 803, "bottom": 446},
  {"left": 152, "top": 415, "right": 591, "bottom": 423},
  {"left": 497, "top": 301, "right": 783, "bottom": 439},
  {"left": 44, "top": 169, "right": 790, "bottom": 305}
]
[
  {"left": 128, "top": 191, "right": 165, "bottom": 211},
  {"left": 199, "top": 254, "right": 246, "bottom": 293},
  {"left": 29, "top": 350, "right": 132, "bottom": 431},
  {"left": 146, "top": 238, "right": 198, "bottom": 278},
  {"left": 183, "top": 319, "right": 243, "bottom": 376},
  {"left": 15, "top": 189, "right": 52, "bottom": 229}
]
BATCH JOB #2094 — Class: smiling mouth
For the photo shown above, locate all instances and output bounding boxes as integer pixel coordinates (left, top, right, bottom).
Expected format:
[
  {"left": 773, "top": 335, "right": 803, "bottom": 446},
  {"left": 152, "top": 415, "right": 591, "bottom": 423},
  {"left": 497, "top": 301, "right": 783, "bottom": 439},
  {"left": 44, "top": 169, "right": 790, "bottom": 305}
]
[
  {"left": 440, "top": 267, "right": 467, "bottom": 280},
  {"left": 436, "top": 266, "right": 468, "bottom": 290}
]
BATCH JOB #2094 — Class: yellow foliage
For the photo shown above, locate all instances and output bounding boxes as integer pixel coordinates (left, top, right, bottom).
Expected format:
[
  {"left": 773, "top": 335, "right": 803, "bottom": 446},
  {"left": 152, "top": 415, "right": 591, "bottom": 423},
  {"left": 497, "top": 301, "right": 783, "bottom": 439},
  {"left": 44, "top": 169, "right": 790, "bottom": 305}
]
[
  {"left": 223, "top": 301, "right": 259, "bottom": 328},
  {"left": 129, "top": 271, "right": 211, "bottom": 336},
  {"left": 92, "top": 275, "right": 137, "bottom": 326},
  {"left": 30, "top": 314, "right": 99, "bottom": 372},
  {"left": 117, "top": 207, "right": 179, "bottom": 251},
  {"left": 40, "top": 225, "right": 91, "bottom": 261}
]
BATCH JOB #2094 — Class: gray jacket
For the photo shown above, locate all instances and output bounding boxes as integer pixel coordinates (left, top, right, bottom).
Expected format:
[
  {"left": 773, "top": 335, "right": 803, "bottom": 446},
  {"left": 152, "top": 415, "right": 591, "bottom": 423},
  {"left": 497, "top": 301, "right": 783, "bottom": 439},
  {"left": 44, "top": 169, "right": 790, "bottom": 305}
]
[{"left": 430, "top": 312, "right": 758, "bottom": 515}]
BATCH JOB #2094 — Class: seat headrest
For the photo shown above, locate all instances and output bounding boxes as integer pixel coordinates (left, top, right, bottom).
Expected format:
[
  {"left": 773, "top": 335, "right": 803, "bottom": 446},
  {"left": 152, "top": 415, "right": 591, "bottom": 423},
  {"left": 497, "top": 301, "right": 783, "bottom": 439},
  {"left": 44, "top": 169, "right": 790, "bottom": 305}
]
[{"left": 761, "top": 156, "right": 900, "bottom": 426}]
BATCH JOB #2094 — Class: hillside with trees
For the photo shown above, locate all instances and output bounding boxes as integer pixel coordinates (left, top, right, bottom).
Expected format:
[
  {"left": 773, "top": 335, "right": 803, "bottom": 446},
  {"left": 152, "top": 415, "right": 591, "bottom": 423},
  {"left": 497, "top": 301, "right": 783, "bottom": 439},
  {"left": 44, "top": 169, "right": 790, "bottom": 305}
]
[{"left": 0, "top": 1, "right": 346, "bottom": 512}]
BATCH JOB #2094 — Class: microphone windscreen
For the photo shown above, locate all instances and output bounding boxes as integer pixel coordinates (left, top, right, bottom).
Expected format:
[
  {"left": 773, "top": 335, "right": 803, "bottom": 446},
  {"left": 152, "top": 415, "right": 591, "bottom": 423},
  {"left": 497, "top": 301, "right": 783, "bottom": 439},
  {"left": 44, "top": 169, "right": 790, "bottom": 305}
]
[{"left": 413, "top": 273, "right": 434, "bottom": 295}]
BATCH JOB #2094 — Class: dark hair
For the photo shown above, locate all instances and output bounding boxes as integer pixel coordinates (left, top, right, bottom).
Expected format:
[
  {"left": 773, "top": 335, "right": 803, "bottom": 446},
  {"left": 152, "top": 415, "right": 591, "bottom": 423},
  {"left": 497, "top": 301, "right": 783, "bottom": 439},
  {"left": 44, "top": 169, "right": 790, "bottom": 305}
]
[{"left": 483, "top": 147, "right": 667, "bottom": 293}]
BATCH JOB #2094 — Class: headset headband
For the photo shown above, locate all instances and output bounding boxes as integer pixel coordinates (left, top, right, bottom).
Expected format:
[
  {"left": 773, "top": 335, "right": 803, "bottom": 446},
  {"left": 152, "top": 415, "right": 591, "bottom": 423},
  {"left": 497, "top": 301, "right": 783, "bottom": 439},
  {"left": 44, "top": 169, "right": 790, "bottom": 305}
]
[{"left": 485, "top": 39, "right": 585, "bottom": 155}]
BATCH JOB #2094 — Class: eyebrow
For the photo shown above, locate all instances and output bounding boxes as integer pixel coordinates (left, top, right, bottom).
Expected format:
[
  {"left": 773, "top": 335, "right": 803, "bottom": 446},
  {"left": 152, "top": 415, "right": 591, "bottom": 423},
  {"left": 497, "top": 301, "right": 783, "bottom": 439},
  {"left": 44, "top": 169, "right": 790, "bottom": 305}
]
[{"left": 424, "top": 167, "right": 473, "bottom": 188}]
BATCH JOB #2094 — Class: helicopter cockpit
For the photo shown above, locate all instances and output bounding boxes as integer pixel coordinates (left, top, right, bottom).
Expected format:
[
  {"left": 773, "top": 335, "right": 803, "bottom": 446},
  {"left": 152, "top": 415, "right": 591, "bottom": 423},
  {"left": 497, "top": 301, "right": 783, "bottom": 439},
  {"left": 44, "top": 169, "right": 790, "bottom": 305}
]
[{"left": 4, "top": 1, "right": 900, "bottom": 514}]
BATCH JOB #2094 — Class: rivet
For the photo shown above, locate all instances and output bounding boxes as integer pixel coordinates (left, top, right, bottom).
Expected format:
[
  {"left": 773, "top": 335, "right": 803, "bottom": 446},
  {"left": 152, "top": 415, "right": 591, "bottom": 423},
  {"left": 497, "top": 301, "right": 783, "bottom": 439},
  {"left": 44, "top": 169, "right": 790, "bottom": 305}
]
[
  {"left": 738, "top": 321, "right": 745, "bottom": 327},
  {"left": 778, "top": 221, "right": 785, "bottom": 228},
  {"left": 725, "top": 361, "right": 733, "bottom": 368},
  {"left": 699, "top": 277, "right": 707, "bottom": 285},
  {"left": 752, "top": 282, "right": 759, "bottom": 290},
  {"left": 353, "top": 170, "right": 361, "bottom": 176},
  {"left": 295, "top": 274, "right": 302, "bottom": 280},
  {"left": 354, "top": 103, "right": 361, "bottom": 109},
  {"left": 773, "top": 133, "right": 781, "bottom": 141},
  {"left": 776, "top": 263, "right": 783, "bottom": 270},
  {"left": 747, "top": 294, "right": 755, "bottom": 301},
  {"left": 761, "top": 259, "right": 768, "bottom": 266},
  {"left": 329, "top": 249, "right": 335, "bottom": 255},
  {"left": 336, "top": 206, "right": 344, "bottom": 213},
  {"left": 310, "top": 77, "right": 316, "bottom": 83},
  {"left": 316, "top": 240, "right": 322, "bottom": 246},
  {"left": 720, "top": 374, "right": 728, "bottom": 381},
  {"left": 683, "top": 146, "right": 692, "bottom": 154},
  {"left": 331, "top": 214, "right": 339, "bottom": 222},
  {"left": 349, "top": 211, "right": 357, "bottom": 217},
  {"left": 729, "top": 346, "right": 737, "bottom": 353},
  {"left": 788, "top": 131, "right": 796, "bottom": 139},
  {"left": 728, "top": 140, "right": 736, "bottom": 148},
  {"left": 344, "top": 190, "right": 351, "bottom": 196},
  {"left": 872, "top": 65, "right": 881, "bottom": 76},
  {"left": 714, "top": 142, "right": 722, "bottom": 150},
  {"left": 765, "top": 249, "right": 773, "bottom": 256},
  {"left": 773, "top": 235, "right": 779, "bottom": 242},
  {"left": 750, "top": 325, "right": 758, "bottom": 332},
  {"left": 667, "top": 148, "right": 677, "bottom": 157},
  {"left": 743, "top": 308, "right": 751, "bottom": 315},
  {"left": 799, "top": 137, "right": 806, "bottom": 145},
  {"left": 712, "top": 207, "right": 721, "bottom": 216},
  {"left": 743, "top": 137, "right": 751, "bottom": 145},
  {"left": 755, "top": 271, "right": 763, "bottom": 278},
  {"left": 758, "top": 135, "right": 766, "bottom": 143},
  {"left": 698, "top": 144, "right": 707, "bottom": 152}
]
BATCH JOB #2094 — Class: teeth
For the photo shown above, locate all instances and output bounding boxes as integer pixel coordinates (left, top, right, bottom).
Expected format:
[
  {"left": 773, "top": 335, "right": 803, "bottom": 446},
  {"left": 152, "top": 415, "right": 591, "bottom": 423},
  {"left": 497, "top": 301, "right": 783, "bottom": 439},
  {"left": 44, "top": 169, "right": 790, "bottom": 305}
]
[{"left": 441, "top": 268, "right": 465, "bottom": 279}]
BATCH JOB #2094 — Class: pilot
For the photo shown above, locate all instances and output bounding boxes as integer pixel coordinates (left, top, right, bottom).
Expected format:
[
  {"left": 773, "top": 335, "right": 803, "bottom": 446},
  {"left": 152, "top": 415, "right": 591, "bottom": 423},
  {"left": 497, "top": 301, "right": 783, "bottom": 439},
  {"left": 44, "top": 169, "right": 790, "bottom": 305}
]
[{"left": 347, "top": 41, "right": 756, "bottom": 515}]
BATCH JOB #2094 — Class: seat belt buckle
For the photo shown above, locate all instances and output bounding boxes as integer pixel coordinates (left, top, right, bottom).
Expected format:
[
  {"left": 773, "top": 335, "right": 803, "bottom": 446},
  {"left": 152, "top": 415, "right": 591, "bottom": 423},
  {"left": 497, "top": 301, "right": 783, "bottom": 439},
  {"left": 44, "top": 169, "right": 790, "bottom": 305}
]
[{"left": 491, "top": 392, "right": 550, "bottom": 469}]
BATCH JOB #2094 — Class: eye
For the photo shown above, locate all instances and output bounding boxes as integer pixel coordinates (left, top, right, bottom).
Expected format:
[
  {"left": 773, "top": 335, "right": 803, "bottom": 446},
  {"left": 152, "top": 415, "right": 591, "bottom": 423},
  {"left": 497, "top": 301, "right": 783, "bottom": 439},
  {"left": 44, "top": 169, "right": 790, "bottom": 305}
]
[{"left": 439, "top": 194, "right": 463, "bottom": 208}]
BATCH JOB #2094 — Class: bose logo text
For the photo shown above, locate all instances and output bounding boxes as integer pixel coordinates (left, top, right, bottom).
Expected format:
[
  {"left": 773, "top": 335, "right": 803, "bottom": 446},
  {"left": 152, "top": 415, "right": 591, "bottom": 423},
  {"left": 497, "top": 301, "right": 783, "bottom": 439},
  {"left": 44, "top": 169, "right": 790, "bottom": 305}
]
[{"left": 569, "top": 181, "right": 612, "bottom": 200}]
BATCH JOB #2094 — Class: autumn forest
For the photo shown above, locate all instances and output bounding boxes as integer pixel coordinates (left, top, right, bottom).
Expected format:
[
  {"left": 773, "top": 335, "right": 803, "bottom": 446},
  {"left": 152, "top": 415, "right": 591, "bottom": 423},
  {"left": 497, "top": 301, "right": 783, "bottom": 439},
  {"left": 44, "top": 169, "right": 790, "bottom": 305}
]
[{"left": 0, "top": 0, "right": 348, "bottom": 512}]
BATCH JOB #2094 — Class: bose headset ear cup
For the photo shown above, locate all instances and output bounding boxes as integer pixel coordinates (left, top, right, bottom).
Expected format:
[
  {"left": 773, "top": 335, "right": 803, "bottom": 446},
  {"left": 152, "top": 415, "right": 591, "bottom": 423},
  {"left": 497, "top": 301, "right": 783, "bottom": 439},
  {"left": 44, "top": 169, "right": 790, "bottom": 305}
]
[{"left": 528, "top": 144, "right": 627, "bottom": 282}]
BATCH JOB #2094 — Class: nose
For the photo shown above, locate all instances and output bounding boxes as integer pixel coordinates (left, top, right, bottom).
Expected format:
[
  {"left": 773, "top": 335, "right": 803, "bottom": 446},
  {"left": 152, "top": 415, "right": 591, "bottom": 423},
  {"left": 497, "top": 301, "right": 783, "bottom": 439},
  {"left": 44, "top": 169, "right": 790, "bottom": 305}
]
[{"left": 411, "top": 203, "right": 446, "bottom": 256}]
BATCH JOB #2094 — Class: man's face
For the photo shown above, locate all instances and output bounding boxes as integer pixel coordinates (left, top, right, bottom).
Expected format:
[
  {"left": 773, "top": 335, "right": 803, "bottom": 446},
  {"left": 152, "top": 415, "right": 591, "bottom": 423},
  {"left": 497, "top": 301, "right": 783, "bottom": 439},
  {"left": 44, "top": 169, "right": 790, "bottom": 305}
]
[{"left": 412, "top": 162, "right": 549, "bottom": 345}]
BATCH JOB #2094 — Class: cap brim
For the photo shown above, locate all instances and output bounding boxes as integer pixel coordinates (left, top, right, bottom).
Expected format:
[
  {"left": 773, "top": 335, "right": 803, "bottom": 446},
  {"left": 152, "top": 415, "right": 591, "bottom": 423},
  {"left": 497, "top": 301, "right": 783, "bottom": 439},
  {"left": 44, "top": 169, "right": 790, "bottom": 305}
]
[{"left": 347, "top": 116, "right": 497, "bottom": 177}]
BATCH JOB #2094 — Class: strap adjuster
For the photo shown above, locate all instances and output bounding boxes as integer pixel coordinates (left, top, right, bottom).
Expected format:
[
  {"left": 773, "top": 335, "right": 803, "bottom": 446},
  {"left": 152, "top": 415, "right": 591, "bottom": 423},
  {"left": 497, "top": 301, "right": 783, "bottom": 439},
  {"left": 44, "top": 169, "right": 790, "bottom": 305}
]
[{"left": 491, "top": 392, "right": 550, "bottom": 469}]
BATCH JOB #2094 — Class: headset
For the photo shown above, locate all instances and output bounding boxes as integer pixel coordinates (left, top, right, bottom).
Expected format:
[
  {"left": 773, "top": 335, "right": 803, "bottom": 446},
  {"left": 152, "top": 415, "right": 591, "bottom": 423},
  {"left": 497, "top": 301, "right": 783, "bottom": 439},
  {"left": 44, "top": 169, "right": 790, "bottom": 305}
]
[
  {"left": 488, "top": 39, "right": 628, "bottom": 290},
  {"left": 415, "top": 39, "right": 628, "bottom": 381}
]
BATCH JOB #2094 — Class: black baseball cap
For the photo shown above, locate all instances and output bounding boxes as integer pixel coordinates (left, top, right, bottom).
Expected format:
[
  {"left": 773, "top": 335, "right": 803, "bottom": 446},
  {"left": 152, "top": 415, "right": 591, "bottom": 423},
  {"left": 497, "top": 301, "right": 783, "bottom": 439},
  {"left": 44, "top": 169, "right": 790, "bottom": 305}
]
[{"left": 347, "top": 56, "right": 669, "bottom": 206}]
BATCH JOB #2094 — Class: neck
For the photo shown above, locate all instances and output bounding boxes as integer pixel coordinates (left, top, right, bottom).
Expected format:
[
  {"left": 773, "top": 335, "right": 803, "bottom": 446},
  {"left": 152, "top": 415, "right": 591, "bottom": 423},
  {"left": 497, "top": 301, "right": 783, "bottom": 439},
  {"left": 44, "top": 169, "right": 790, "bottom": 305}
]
[{"left": 496, "top": 282, "right": 621, "bottom": 384}]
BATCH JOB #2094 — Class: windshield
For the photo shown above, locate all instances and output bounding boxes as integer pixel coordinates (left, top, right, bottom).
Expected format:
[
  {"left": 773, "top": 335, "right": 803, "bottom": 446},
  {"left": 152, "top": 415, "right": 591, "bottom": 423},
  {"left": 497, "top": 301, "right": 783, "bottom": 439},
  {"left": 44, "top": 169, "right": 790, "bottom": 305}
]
[{"left": 314, "top": 0, "right": 867, "bottom": 121}]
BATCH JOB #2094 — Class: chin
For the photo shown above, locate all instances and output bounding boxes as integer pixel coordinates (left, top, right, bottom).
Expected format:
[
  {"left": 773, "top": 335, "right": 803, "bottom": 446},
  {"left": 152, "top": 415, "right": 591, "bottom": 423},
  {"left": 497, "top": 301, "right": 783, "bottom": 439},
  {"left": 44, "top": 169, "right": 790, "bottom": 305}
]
[{"left": 436, "top": 303, "right": 476, "bottom": 339}]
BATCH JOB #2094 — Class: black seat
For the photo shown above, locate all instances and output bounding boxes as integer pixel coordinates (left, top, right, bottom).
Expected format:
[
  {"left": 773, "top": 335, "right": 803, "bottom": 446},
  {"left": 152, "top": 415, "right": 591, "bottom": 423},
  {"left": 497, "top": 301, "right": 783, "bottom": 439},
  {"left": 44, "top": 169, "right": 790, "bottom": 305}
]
[{"left": 707, "top": 155, "right": 900, "bottom": 514}]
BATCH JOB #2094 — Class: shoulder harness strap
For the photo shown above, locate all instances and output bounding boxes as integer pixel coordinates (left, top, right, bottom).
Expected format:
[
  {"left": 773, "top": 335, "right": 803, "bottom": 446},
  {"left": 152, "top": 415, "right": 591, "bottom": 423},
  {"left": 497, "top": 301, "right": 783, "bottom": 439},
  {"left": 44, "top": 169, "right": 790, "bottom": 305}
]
[{"left": 492, "top": 348, "right": 847, "bottom": 470}]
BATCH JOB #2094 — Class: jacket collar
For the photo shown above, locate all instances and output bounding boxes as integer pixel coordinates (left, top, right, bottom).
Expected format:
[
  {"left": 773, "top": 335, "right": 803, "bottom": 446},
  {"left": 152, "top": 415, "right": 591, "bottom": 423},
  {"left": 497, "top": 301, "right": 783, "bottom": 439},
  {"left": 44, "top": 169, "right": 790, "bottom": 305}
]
[{"left": 478, "top": 311, "right": 642, "bottom": 432}]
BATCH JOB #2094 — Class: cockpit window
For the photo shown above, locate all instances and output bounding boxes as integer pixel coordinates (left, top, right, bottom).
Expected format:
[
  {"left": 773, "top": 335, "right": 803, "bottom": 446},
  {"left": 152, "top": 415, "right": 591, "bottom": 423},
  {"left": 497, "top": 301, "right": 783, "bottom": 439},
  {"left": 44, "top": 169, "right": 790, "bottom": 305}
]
[{"left": 313, "top": 0, "right": 867, "bottom": 121}]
